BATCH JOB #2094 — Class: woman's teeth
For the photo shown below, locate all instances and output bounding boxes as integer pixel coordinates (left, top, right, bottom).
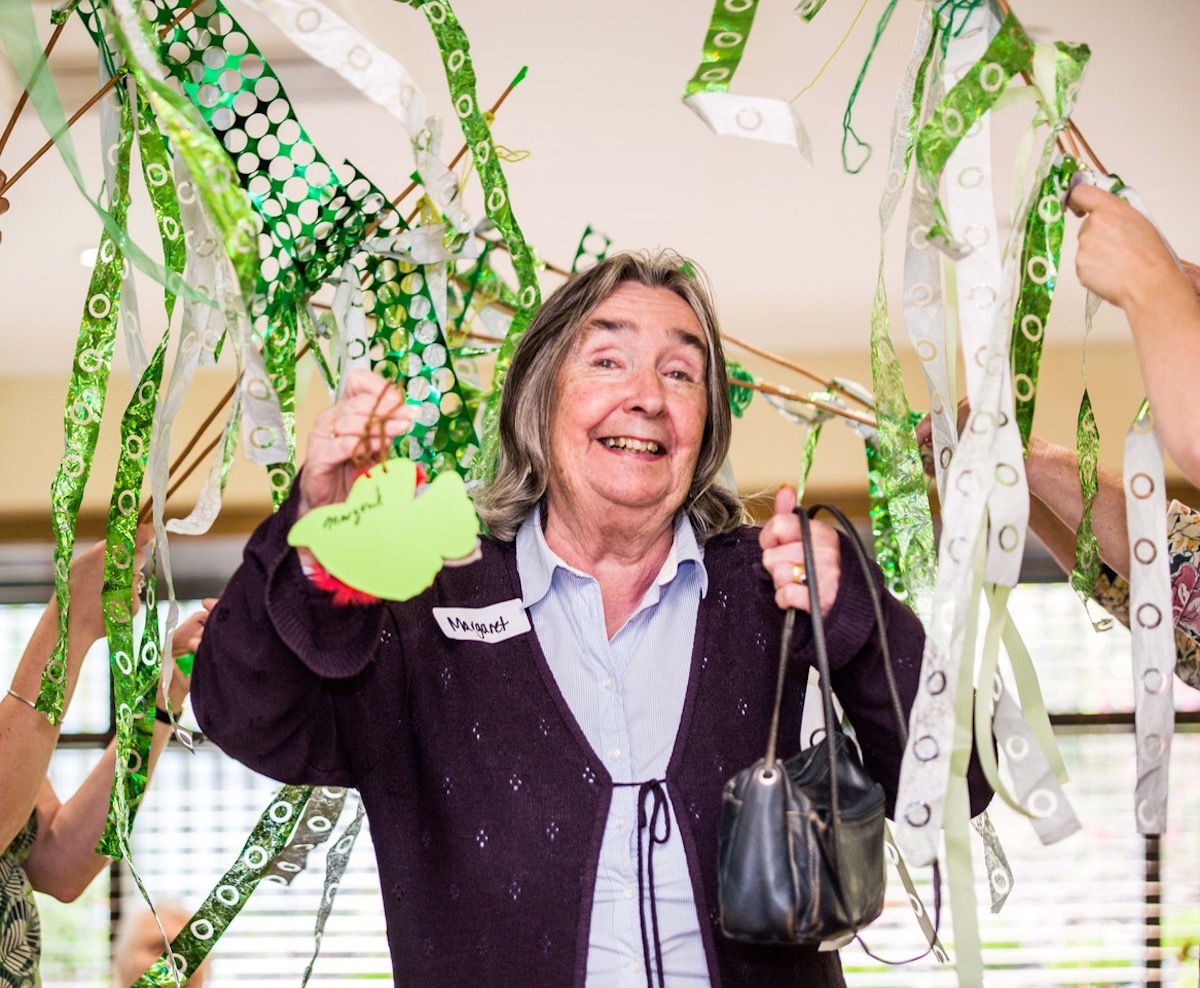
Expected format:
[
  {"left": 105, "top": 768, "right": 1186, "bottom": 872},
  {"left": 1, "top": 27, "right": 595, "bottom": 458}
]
[{"left": 601, "top": 437, "right": 661, "bottom": 454}]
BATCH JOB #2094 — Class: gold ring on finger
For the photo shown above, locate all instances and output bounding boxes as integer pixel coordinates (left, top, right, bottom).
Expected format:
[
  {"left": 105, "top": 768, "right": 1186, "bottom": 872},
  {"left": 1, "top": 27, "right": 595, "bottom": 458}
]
[{"left": 791, "top": 562, "right": 808, "bottom": 586}]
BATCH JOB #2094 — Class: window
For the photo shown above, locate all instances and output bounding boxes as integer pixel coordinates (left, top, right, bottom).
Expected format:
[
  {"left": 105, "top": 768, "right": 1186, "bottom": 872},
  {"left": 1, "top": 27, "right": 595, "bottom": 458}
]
[{"left": 5, "top": 583, "right": 1198, "bottom": 985}]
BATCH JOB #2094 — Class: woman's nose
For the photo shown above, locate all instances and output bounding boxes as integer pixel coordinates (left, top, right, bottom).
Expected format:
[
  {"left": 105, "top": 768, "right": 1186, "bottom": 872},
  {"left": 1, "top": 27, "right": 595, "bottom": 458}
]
[{"left": 624, "top": 365, "right": 666, "bottom": 415}]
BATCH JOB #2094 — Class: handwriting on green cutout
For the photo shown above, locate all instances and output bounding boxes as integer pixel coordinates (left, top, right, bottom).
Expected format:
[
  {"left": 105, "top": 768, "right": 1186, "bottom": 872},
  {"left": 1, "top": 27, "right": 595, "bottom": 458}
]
[{"left": 288, "top": 460, "right": 480, "bottom": 601}]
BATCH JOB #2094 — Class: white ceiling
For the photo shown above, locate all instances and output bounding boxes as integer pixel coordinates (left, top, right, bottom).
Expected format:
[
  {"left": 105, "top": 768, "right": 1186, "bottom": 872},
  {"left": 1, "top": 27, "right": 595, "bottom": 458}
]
[{"left": 1, "top": 0, "right": 1198, "bottom": 376}]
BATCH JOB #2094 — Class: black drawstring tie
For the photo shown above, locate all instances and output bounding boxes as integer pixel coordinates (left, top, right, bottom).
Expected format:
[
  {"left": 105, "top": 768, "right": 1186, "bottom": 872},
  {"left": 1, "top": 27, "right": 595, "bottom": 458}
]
[{"left": 614, "top": 778, "right": 670, "bottom": 988}]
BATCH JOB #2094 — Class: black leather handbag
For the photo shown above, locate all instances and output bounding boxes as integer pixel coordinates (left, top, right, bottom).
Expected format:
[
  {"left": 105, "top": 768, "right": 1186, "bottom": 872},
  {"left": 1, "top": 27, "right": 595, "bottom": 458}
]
[{"left": 718, "top": 504, "right": 908, "bottom": 945}]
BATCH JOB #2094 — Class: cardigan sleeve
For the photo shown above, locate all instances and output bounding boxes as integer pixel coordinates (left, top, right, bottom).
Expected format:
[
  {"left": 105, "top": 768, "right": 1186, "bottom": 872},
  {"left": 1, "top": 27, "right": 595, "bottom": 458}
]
[
  {"left": 821, "top": 533, "right": 993, "bottom": 819},
  {"left": 191, "top": 479, "right": 391, "bottom": 786}
]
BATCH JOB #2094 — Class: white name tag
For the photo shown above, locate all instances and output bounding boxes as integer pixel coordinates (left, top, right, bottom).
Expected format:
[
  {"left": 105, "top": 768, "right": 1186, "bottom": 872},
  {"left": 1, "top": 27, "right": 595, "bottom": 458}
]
[{"left": 433, "top": 599, "right": 531, "bottom": 643}]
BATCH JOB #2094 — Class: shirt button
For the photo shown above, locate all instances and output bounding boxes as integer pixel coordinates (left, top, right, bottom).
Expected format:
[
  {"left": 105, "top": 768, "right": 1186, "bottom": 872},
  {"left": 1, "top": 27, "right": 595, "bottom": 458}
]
[
  {"left": 628, "top": 960, "right": 642, "bottom": 972},
  {"left": 624, "top": 885, "right": 636, "bottom": 900},
  {"left": 602, "top": 677, "right": 614, "bottom": 689},
  {"left": 609, "top": 749, "right": 621, "bottom": 759},
  {"left": 616, "top": 816, "right": 627, "bottom": 830}
]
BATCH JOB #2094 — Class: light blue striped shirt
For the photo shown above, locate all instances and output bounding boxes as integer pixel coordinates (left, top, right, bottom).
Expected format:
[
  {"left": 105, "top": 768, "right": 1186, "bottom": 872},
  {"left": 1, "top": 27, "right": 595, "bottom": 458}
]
[{"left": 516, "top": 507, "right": 710, "bottom": 987}]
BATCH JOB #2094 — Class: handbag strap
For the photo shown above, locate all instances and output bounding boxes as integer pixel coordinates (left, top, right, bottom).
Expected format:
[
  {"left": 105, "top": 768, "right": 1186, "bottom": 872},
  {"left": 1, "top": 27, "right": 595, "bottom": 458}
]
[
  {"left": 804, "top": 503, "right": 947, "bottom": 966},
  {"left": 762, "top": 504, "right": 945, "bottom": 962},
  {"left": 763, "top": 505, "right": 909, "bottom": 774}
]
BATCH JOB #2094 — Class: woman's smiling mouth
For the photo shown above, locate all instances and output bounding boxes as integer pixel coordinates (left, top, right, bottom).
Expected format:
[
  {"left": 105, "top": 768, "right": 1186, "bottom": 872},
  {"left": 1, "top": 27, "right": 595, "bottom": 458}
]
[{"left": 599, "top": 436, "right": 665, "bottom": 455}]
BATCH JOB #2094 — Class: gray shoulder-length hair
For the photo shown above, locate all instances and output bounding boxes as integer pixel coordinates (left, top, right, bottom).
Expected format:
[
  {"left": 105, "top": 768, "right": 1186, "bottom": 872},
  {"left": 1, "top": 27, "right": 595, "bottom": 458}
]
[{"left": 473, "top": 250, "right": 747, "bottom": 542}]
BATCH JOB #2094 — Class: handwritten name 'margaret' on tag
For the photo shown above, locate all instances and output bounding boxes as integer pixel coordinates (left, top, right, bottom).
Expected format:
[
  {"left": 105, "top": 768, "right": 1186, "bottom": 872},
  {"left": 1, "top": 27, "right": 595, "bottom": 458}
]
[
  {"left": 320, "top": 484, "right": 383, "bottom": 530},
  {"left": 433, "top": 600, "right": 531, "bottom": 644}
]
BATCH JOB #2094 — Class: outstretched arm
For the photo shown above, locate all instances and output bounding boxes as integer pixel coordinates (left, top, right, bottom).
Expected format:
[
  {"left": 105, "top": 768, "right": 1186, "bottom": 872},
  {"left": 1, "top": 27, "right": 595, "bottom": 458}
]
[
  {"left": 22, "top": 605, "right": 207, "bottom": 901},
  {"left": 1069, "top": 182, "right": 1200, "bottom": 483},
  {"left": 192, "top": 369, "right": 418, "bottom": 785},
  {"left": 0, "top": 541, "right": 138, "bottom": 850}
]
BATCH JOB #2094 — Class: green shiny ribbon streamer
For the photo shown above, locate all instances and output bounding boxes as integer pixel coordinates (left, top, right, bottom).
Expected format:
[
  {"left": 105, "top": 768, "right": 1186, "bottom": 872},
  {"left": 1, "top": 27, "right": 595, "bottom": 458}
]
[
  {"left": 99, "top": 83, "right": 190, "bottom": 853},
  {"left": 264, "top": 786, "right": 347, "bottom": 884},
  {"left": 570, "top": 224, "right": 612, "bottom": 275},
  {"left": 916, "top": 13, "right": 1034, "bottom": 253},
  {"left": 865, "top": 430, "right": 919, "bottom": 602},
  {"left": 1071, "top": 388, "right": 1102, "bottom": 601},
  {"left": 258, "top": 302, "right": 299, "bottom": 508},
  {"left": 388, "top": 8, "right": 539, "bottom": 486},
  {"left": 864, "top": 16, "right": 937, "bottom": 620},
  {"left": 795, "top": 415, "right": 825, "bottom": 504},
  {"left": 360, "top": 256, "right": 480, "bottom": 479},
  {"left": 97, "top": 338, "right": 168, "bottom": 857},
  {"left": 794, "top": 0, "right": 827, "bottom": 23},
  {"left": 132, "top": 786, "right": 313, "bottom": 987},
  {"left": 683, "top": 0, "right": 759, "bottom": 97},
  {"left": 870, "top": 297, "right": 937, "bottom": 616},
  {"left": 135, "top": 94, "right": 186, "bottom": 325},
  {"left": 142, "top": 0, "right": 407, "bottom": 504},
  {"left": 298, "top": 302, "right": 337, "bottom": 392},
  {"left": 725, "top": 360, "right": 755, "bottom": 418},
  {"left": 839, "top": 0, "right": 900, "bottom": 173},
  {"left": 1010, "top": 157, "right": 1078, "bottom": 450},
  {"left": 40, "top": 92, "right": 136, "bottom": 723},
  {"left": 300, "top": 798, "right": 366, "bottom": 986}
]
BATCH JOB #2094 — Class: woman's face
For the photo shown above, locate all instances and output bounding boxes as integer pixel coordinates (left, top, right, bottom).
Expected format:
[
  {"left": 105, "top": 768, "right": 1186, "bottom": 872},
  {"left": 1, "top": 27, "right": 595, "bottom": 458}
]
[{"left": 547, "top": 282, "right": 709, "bottom": 526}]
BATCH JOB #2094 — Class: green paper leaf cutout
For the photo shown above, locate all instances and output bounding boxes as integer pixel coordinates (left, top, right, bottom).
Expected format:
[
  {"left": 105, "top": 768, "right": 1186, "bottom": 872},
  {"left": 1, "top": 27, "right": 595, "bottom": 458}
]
[{"left": 288, "top": 459, "right": 480, "bottom": 601}]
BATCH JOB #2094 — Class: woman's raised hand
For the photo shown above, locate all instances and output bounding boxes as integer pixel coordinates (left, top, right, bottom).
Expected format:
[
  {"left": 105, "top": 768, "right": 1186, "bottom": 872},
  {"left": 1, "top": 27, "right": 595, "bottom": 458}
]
[
  {"left": 759, "top": 485, "right": 841, "bottom": 617},
  {"left": 298, "top": 369, "right": 419, "bottom": 519}
]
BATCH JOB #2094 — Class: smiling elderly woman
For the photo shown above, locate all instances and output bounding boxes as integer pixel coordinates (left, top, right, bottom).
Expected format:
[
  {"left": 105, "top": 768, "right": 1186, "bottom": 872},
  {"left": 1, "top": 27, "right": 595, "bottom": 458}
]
[{"left": 193, "top": 251, "right": 989, "bottom": 988}]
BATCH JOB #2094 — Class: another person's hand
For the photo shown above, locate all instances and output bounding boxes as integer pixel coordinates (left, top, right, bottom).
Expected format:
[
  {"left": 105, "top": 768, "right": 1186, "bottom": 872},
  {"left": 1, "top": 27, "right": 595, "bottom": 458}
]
[
  {"left": 1068, "top": 183, "right": 1185, "bottom": 311},
  {"left": 299, "top": 369, "right": 419, "bottom": 519},
  {"left": 915, "top": 397, "right": 970, "bottom": 480},
  {"left": 759, "top": 486, "right": 841, "bottom": 617},
  {"left": 160, "top": 599, "right": 214, "bottom": 713},
  {"left": 172, "top": 600, "right": 214, "bottom": 659}
]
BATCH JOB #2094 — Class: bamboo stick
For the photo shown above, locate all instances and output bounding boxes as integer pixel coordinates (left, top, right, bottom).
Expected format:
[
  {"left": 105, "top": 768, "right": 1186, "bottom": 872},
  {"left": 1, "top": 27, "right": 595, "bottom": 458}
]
[
  {"left": 0, "top": 0, "right": 210, "bottom": 198},
  {"left": 0, "top": 18, "right": 68, "bottom": 159}
]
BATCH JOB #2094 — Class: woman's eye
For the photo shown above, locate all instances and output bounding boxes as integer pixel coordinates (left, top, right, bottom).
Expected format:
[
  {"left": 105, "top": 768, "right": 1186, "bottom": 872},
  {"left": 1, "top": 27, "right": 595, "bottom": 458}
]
[
  {"left": 667, "top": 369, "right": 695, "bottom": 382},
  {"left": 594, "top": 357, "right": 617, "bottom": 369}
]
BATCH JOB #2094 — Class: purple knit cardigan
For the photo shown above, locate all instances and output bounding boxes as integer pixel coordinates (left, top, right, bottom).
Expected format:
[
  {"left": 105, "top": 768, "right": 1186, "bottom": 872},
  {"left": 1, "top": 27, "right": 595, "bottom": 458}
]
[{"left": 193, "top": 491, "right": 990, "bottom": 987}]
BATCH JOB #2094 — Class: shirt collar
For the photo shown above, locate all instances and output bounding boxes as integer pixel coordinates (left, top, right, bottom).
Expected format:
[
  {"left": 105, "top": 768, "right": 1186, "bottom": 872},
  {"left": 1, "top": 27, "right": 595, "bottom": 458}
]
[{"left": 515, "top": 505, "right": 708, "bottom": 608}]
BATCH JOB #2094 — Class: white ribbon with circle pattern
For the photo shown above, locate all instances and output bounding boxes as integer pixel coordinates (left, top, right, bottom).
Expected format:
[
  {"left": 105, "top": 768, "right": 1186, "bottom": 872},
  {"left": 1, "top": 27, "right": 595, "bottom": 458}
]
[
  {"left": 895, "top": 25, "right": 1067, "bottom": 868},
  {"left": 684, "top": 92, "right": 813, "bottom": 158},
  {"left": 1124, "top": 403, "right": 1175, "bottom": 833},
  {"left": 330, "top": 262, "right": 370, "bottom": 402}
]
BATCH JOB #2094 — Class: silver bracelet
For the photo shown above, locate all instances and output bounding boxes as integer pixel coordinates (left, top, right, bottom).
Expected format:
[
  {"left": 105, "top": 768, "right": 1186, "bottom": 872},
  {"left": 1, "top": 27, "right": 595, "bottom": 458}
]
[{"left": 6, "top": 688, "right": 38, "bottom": 711}]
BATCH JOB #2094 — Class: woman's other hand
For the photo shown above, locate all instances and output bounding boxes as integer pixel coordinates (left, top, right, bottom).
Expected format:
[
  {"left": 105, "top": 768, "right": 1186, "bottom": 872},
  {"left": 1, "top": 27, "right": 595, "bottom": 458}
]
[
  {"left": 759, "top": 485, "right": 840, "bottom": 616},
  {"left": 299, "top": 369, "right": 419, "bottom": 519}
]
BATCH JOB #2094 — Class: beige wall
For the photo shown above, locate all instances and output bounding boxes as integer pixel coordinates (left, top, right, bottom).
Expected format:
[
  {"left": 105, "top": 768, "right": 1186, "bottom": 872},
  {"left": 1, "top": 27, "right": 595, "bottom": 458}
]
[{"left": 1, "top": 339, "right": 1194, "bottom": 539}]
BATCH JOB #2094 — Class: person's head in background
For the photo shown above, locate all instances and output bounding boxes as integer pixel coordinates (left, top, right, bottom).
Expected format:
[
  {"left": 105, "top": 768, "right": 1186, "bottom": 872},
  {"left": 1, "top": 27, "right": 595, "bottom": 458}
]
[{"left": 112, "top": 901, "right": 211, "bottom": 987}]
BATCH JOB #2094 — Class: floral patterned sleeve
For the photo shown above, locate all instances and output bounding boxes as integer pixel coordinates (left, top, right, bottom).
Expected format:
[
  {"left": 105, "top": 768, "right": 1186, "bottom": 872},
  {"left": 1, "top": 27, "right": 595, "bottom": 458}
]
[{"left": 1090, "top": 499, "right": 1200, "bottom": 691}]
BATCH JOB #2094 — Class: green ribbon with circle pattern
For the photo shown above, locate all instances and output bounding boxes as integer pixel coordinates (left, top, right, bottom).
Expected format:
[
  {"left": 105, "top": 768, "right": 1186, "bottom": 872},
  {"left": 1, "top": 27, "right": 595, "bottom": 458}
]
[
  {"left": 360, "top": 256, "right": 481, "bottom": 478},
  {"left": 1010, "top": 156, "right": 1078, "bottom": 450},
  {"left": 916, "top": 13, "right": 1034, "bottom": 256},
  {"left": 1070, "top": 388, "right": 1102, "bottom": 601},
  {"left": 97, "top": 338, "right": 168, "bottom": 857},
  {"left": 140, "top": 0, "right": 408, "bottom": 503},
  {"left": 132, "top": 785, "right": 314, "bottom": 986},
  {"left": 683, "top": 0, "right": 759, "bottom": 97},
  {"left": 391, "top": 0, "right": 541, "bottom": 485},
  {"left": 39, "top": 86, "right": 135, "bottom": 724}
]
